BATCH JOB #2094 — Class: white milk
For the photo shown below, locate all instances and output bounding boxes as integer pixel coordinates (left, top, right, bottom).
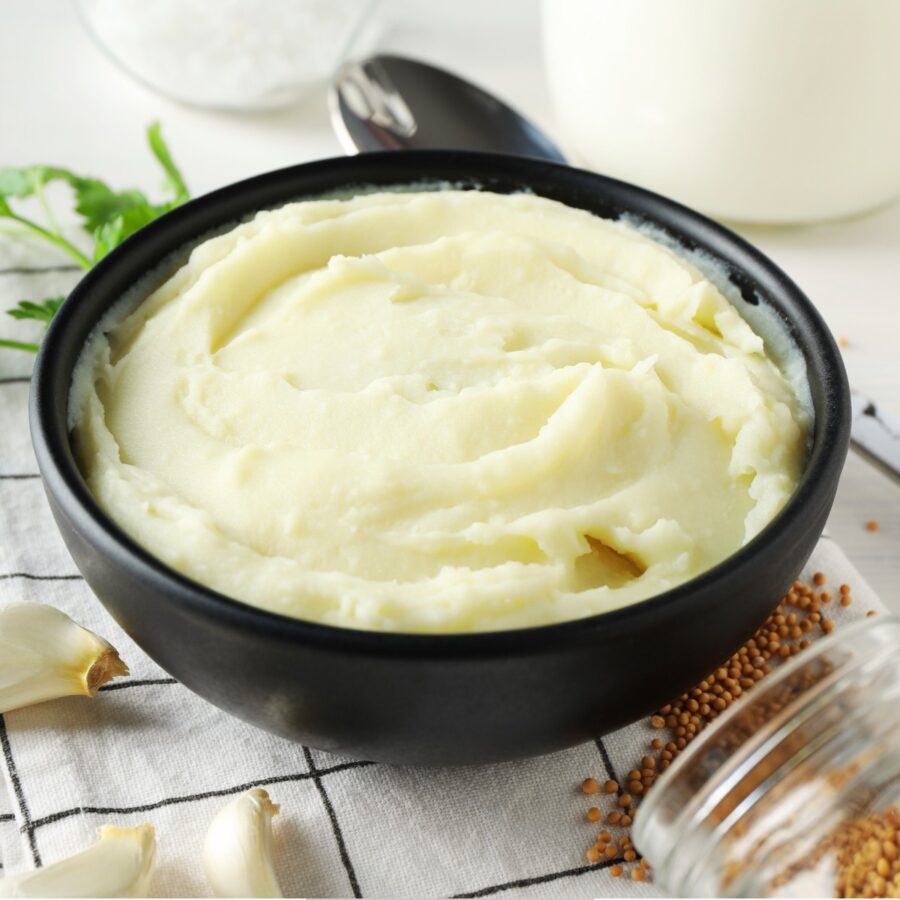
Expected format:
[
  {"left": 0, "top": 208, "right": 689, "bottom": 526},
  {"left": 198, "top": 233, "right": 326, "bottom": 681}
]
[{"left": 542, "top": 0, "right": 900, "bottom": 223}]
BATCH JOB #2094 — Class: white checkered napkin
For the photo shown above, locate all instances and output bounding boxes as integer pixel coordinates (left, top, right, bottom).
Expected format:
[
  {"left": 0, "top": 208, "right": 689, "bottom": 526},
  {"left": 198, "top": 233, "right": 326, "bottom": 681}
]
[
  {"left": 0, "top": 238, "right": 889, "bottom": 898},
  {"left": 0, "top": 777, "right": 21, "bottom": 878}
]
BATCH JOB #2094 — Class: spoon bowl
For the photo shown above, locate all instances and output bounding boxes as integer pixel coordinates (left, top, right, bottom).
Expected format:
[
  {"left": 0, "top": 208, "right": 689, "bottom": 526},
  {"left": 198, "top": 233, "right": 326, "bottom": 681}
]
[{"left": 330, "top": 53, "right": 566, "bottom": 161}]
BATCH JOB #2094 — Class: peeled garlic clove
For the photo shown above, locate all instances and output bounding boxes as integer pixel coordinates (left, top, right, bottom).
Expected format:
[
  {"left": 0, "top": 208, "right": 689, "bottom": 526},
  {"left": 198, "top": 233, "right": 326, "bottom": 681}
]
[
  {"left": 203, "top": 788, "right": 283, "bottom": 898},
  {"left": 0, "top": 603, "right": 129, "bottom": 713},
  {"left": 0, "top": 823, "right": 155, "bottom": 898}
]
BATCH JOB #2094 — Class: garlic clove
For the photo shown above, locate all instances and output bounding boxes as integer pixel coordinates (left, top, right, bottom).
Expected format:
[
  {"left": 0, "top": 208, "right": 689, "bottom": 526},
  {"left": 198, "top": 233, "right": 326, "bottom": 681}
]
[
  {"left": 0, "top": 823, "right": 155, "bottom": 898},
  {"left": 0, "top": 603, "right": 129, "bottom": 714},
  {"left": 203, "top": 788, "right": 283, "bottom": 898}
]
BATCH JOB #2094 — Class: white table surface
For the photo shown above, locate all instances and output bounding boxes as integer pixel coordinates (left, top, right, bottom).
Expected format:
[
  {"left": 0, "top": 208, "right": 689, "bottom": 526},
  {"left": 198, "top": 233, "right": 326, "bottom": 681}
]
[{"left": 1, "top": 0, "right": 898, "bottom": 611}]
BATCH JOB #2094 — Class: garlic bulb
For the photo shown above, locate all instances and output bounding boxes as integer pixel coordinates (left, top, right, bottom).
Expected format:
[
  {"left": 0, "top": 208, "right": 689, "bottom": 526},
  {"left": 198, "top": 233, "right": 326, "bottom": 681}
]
[
  {"left": 203, "top": 788, "right": 283, "bottom": 898},
  {"left": 0, "top": 603, "right": 128, "bottom": 713},
  {"left": 0, "top": 824, "right": 156, "bottom": 898}
]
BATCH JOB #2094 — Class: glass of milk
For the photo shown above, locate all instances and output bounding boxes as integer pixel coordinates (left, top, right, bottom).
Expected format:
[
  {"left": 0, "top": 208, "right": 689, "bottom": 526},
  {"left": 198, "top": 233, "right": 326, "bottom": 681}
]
[{"left": 542, "top": 0, "right": 900, "bottom": 223}]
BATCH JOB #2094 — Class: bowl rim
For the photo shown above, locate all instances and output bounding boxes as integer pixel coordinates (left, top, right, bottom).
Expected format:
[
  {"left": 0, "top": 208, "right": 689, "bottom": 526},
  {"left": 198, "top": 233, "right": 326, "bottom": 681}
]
[{"left": 30, "top": 150, "right": 851, "bottom": 658}]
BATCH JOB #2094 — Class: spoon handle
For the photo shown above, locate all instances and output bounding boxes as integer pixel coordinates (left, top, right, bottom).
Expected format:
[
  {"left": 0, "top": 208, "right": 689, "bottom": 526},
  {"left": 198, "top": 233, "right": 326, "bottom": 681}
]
[{"left": 850, "top": 391, "right": 900, "bottom": 486}]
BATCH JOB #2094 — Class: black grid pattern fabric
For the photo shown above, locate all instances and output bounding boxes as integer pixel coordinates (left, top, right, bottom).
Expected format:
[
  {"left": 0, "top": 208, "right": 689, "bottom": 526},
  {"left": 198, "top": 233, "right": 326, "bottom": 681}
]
[{"left": 0, "top": 241, "right": 883, "bottom": 897}]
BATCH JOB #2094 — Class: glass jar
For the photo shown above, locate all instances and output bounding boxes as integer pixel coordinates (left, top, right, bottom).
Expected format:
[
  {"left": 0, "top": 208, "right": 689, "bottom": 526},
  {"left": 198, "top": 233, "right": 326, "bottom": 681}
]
[
  {"left": 541, "top": 0, "right": 900, "bottom": 223},
  {"left": 77, "top": 0, "right": 382, "bottom": 111},
  {"left": 634, "top": 615, "right": 900, "bottom": 897}
]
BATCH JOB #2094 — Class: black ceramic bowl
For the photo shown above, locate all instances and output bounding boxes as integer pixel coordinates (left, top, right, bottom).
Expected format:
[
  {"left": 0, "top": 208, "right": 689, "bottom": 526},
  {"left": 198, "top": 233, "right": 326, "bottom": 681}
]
[{"left": 30, "top": 152, "right": 850, "bottom": 766}]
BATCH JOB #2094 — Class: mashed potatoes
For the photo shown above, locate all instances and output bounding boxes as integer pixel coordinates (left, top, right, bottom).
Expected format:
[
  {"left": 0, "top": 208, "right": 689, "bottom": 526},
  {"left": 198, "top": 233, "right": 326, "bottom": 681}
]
[{"left": 71, "top": 190, "right": 808, "bottom": 633}]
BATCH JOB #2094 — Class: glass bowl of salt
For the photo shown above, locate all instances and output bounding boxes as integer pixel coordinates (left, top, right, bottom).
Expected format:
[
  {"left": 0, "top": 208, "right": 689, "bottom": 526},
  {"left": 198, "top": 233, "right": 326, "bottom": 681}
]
[{"left": 77, "top": 0, "right": 382, "bottom": 111}]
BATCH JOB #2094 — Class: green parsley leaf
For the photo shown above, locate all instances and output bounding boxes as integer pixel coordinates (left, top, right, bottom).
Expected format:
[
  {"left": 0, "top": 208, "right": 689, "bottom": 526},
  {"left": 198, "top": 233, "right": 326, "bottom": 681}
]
[
  {"left": 71, "top": 180, "right": 152, "bottom": 235},
  {"left": 0, "top": 123, "right": 189, "bottom": 353},
  {"left": 0, "top": 338, "right": 40, "bottom": 353},
  {"left": 147, "top": 122, "right": 190, "bottom": 206},
  {"left": 0, "top": 168, "right": 32, "bottom": 197},
  {"left": 0, "top": 165, "right": 82, "bottom": 199},
  {"left": 92, "top": 204, "right": 163, "bottom": 262},
  {"left": 7, "top": 297, "right": 64, "bottom": 323}
]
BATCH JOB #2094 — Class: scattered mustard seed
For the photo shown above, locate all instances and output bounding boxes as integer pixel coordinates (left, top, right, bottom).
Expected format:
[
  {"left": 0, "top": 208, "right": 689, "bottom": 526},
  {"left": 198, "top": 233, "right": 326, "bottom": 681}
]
[{"left": 581, "top": 777, "right": 599, "bottom": 795}]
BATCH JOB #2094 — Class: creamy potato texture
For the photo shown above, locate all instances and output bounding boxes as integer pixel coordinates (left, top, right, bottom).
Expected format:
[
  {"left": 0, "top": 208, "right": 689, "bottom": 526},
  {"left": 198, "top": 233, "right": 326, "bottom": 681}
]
[{"left": 72, "top": 190, "right": 808, "bottom": 633}]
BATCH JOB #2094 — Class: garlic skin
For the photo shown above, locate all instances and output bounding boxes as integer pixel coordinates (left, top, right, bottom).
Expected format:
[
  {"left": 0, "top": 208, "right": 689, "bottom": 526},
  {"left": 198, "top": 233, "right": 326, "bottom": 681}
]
[
  {"left": 0, "top": 824, "right": 156, "bottom": 898},
  {"left": 0, "top": 603, "right": 129, "bottom": 713},
  {"left": 203, "top": 788, "right": 283, "bottom": 898}
]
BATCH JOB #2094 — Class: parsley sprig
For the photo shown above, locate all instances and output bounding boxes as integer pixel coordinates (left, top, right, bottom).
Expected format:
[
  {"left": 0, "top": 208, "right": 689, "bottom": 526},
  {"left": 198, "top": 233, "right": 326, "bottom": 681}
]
[{"left": 0, "top": 123, "right": 189, "bottom": 353}]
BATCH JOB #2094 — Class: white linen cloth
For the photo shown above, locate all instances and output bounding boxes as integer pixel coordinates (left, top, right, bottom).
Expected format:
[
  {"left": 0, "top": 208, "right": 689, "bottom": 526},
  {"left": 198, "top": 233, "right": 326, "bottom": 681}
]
[{"left": 0, "top": 238, "right": 888, "bottom": 898}]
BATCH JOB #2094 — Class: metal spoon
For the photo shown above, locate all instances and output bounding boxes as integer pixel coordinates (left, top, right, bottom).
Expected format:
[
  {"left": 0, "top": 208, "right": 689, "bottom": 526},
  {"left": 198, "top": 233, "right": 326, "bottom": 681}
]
[
  {"left": 329, "top": 54, "right": 900, "bottom": 486},
  {"left": 329, "top": 53, "right": 565, "bottom": 162}
]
